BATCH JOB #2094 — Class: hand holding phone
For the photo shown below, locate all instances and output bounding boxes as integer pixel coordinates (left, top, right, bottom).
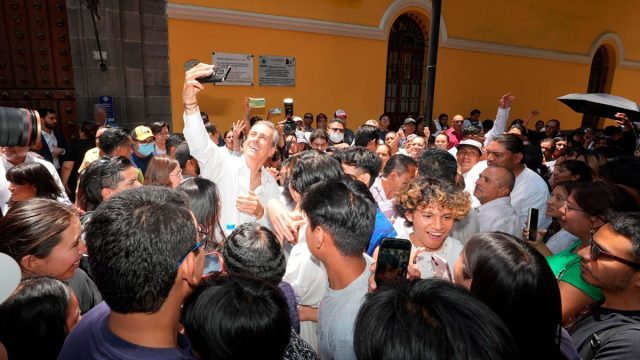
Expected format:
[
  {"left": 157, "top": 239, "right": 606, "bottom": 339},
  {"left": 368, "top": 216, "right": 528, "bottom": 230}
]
[
  {"left": 375, "top": 238, "right": 412, "bottom": 287},
  {"left": 197, "top": 66, "right": 231, "bottom": 83},
  {"left": 431, "top": 253, "right": 452, "bottom": 281},
  {"left": 526, "top": 208, "right": 539, "bottom": 242}
]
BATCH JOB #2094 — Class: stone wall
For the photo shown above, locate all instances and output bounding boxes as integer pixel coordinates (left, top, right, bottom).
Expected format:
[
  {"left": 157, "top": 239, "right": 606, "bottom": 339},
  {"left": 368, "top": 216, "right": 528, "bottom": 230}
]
[{"left": 67, "top": 0, "right": 171, "bottom": 129}]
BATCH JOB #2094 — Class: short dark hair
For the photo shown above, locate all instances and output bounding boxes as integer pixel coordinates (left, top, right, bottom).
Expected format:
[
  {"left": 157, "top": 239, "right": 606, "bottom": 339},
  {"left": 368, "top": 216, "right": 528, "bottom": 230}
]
[
  {"left": 382, "top": 154, "right": 416, "bottom": 178},
  {"left": 204, "top": 123, "right": 217, "bottom": 135},
  {"left": 0, "top": 277, "right": 72, "bottom": 360},
  {"left": 85, "top": 186, "right": 197, "bottom": 313},
  {"left": 309, "top": 128, "right": 329, "bottom": 144},
  {"left": 0, "top": 199, "right": 76, "bottom": 262},
  {"left": 76, "top": 156, "right": 133, "bottom": 212},
  {"left": 571, "top": 182, "right": 639, "bottom": 222},
  {"left": 166, "top": 134, "right": 185, "bottom": 152},
  {"left": 290, "top": 150, "right": 344, "bottom": 196},
  {"left": 438, "top": 113, "right": 448, "bottom": 120},
  {"left": 470, "top": 109, "right": 481, "bottom": 116},
  {"left": 334, "top": 147, "right": 381, "bottom": 187},
  {"left": 222, "top": 223, "right": 286, "bottom": 285},
  {"left": 80, "top": 121, "right": 99, "bottom": 140},
  {"left": 599, "top": 156, "right": 640, "bottom": 200},
  {"left": 99, "top": 127, "right": 130, "bottom": 155},
  {"left": 38, "top": 108, "right": 56, "bottom": 117},
  {"left": 417, "top": 148, "right": 458, "bottom": 184},
  {"left": 557, "top": 160, "right": 593, "bottom": 183},
  {"left": 316, "top": 113, "right": 328, "bottom": 122},
  {"left": 462, "top": 125, "right": 483, "bottom": 137},
  {"left": 491, "top": 134, "right": 525, "bottom": 164},
  {"left": 301, "top": 179, "right": 375, "bottom": 256},
  {"left": 461, "top": 233, "right": 563, "bottom": 359},
  {"left": 149, "top": 122, "right": 169, "bottom": 135},
  {"left": 608, "top": 212, "right": 640, "bottom": 261},
  {"left": 354, "top": 125, "right": 379, "bottom": 147},
  {"left": 6, "top": 162, "right": 61, "bottom": 200},
  {"left": 354, "top": 279, "right": 520, "bottom": 360},
  {"left": 182, "top": 275, "right": 291, "bottom": 360}
]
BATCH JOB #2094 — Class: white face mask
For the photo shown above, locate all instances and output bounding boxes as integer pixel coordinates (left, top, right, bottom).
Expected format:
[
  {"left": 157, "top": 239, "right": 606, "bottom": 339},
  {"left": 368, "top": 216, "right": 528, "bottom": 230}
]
[{"left": 329, "top": 132, "right": 344, "bottom": 144}]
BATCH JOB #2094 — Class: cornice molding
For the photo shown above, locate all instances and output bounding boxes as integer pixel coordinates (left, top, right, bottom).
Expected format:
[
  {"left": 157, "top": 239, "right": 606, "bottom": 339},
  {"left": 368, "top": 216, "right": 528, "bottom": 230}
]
[{"left": 167, "top": 1, "right": 640, "bottom": 69}]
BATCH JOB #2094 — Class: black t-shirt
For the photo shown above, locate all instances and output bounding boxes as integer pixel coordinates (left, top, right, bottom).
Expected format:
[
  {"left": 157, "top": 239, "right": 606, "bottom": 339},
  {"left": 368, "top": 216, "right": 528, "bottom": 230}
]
[{"left": 570, "top": 306, "right": 640, "bottom": 360}]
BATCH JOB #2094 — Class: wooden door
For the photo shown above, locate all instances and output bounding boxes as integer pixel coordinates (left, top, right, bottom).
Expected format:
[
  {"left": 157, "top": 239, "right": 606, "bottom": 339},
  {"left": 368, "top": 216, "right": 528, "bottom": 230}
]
[{"left": 0, "top": 0, "right": 77, "bottom": 141}]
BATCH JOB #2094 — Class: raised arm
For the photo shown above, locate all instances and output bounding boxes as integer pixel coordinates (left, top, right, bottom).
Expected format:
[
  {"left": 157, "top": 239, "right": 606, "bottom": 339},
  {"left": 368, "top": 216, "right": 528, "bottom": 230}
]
[
  {"left": 182, "top": 63, "right": 226, "bottom": 183},
  {"left": 522, "top": 109, "right": 540, "bottom": 130},
  {"left": 484, "top": 92, "right": 514, "bottom": 147}
]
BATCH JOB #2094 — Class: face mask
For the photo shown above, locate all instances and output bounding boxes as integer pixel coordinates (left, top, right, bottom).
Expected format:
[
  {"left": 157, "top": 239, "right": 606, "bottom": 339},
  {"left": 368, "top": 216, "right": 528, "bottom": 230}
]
[
  {"left": 329, "top": 132, "right": 344, "bottom": 144},
  {"left": 137, "top": 143, "right": 155, "bottom": 156}
]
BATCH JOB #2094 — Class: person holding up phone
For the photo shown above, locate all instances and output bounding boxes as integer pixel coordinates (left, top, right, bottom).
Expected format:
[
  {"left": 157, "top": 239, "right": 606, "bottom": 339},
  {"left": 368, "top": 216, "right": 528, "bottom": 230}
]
[
  {"left": 182, "top": 63, "right": 281, "bottom": 231},
  {"left": 390, "top": 177, "right": 470, "bottom": 279}
]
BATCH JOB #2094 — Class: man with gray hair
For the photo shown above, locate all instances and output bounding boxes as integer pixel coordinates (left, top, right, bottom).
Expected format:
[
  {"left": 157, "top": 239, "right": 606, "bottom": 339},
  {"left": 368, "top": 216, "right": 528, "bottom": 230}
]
[
  {"left": 473, "top": 166, "right": 522, "bottom": 237},
  {"left": 181, "top": 63, "right": 281, "bottom": 230}
]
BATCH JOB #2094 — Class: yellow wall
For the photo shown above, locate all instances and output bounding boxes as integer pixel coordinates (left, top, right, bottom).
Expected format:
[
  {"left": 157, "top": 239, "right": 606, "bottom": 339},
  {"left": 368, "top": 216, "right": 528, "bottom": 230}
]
[
  {"left": 168, "top": 1, "right": 640, "bottom": 133},
  {"left": 168, "top": 19, "right": 387, "bottom": 132}
]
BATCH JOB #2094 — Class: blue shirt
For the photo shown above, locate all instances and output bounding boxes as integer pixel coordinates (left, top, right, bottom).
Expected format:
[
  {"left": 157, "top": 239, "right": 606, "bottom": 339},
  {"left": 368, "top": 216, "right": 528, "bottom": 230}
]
[
  {"left": 367, "top": 208, "right": 397, "bottom": 256},
  {"left": 59, "top": 302, "right": 197, "bottom": 360}
]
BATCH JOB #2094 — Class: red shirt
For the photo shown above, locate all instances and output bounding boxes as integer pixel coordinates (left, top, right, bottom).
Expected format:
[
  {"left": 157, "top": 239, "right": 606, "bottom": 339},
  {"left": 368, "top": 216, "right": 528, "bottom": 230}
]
[{"left": 445, "top": 127, "right": 463, "bottom": 148}]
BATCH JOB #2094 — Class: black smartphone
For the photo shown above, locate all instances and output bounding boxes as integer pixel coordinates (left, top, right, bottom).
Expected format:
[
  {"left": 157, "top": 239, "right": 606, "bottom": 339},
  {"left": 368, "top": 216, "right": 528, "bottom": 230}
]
[
  {"left": 526, "top": 208, "right": 539, "bottom": 241},
  {"left": 197, "top": 66, "right": 231, "bottom": 83},
  {"left": 375, "top": 238, "right": 412, "bottom": 287}
]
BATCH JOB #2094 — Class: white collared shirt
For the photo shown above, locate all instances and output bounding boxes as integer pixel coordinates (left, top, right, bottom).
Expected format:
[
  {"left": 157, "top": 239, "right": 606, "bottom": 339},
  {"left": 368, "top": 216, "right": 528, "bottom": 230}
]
[
  {"left": 183, "top": 111, "right": 280, "bottom": 230},
  {"left": 511, "top": 167, "right": 552, "bottom": 229},
  {"left": 41, "top": 130, "right": 60, "bottom": 169},
  {"left": 477, "top": 196, "right": 523, "bottom": 237}
]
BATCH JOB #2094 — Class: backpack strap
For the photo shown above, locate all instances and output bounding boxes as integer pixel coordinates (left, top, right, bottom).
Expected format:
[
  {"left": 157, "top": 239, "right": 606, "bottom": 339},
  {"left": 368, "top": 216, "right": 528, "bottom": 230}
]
[{"left": 579, "top": 323, "right": 640, "bottom": 360}]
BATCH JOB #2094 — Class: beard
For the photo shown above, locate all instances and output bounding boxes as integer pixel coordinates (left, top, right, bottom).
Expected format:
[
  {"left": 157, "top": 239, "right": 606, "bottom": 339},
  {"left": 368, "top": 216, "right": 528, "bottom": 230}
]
[{"left": 45, "top": 122, "right": 57, "bottom": 130}]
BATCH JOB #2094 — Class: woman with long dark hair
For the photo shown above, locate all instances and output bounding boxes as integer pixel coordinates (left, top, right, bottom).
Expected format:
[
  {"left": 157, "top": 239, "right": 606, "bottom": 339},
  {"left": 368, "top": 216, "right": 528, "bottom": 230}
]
[
  {"left": 455, "top": 232, "right": 572, "bottom": 359},
  {"left": 5, "top": 162, "right": 61, "bottom": 207},
  {"left": 0, "top": 198, "right": 101, "bottom": 313},
  {"left": 0, "top": 277, "right": 80, "bottom": 360}
]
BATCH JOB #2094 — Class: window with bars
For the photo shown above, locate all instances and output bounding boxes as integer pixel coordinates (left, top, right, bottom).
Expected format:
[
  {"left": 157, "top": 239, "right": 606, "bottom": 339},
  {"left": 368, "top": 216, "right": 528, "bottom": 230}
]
[
  {"left": 582, "top": 45, "right": 610, "bottom": 128},
  {"left": 384, "top": 15, "right": 428, "bottom": 130}
]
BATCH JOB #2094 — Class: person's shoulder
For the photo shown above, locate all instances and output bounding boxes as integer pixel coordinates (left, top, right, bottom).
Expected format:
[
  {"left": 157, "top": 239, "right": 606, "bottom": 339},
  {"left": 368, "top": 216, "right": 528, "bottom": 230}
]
[
  {"left": 32, "top": 155, "right": 58, "bottom": 172},
  {"left": 59, "top": 302, "right": 110, "bottom": 359}
]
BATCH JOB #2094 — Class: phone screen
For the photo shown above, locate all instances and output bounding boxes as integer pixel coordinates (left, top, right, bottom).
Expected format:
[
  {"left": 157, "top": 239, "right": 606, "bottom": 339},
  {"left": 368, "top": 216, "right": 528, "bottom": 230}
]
[
  {"left": 527, "top": 208, "right": 539, "bottom": 241},
  {"left": 375, "top": 238, "right": 412, "bottom": 287}
]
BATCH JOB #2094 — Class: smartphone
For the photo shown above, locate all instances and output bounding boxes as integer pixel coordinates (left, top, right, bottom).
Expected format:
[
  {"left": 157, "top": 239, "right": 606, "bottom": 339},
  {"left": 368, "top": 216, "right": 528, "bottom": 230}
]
[
  {"left": 431, "top": 253, "right": 452, "bottom": 281},
  {"left": 375, "top": 238, "right": 412, "bottom": 287},
  {"left": 526, "top": 208, "right": 539, "bottom": 242},
  {"left": 203, "top": 251, "right": 223, "bottom": 278},
  {"left": 197, "top": 66, "right": 231, "bottom": 83}
]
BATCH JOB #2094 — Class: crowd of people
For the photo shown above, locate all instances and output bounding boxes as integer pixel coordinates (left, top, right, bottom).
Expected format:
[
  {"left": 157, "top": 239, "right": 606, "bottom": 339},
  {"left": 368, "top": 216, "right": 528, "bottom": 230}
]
[{"left": 0, "top": 62, "right": 640, "bottom": 359}]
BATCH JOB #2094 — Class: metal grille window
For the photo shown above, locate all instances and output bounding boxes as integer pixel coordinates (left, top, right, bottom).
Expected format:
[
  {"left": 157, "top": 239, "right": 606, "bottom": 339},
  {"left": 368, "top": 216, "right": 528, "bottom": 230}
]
[{"left": 384, "top": 15, "right": 427, "bottom": 130}]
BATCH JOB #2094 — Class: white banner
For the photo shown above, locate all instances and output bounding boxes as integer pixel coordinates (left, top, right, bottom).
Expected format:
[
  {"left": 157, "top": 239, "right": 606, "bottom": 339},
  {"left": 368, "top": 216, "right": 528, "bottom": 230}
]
[
  {"left": 212, "top": 52, "right": 254, "bottom": 86},
  {"left": 259, "top": 55, "right": 296, "bottom": 87}
]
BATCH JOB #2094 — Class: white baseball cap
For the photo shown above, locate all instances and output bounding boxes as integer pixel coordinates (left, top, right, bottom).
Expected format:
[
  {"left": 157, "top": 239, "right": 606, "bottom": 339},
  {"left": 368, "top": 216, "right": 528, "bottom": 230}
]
[{"left": 0, "top": 253, "right": 21, "bottom": 304}]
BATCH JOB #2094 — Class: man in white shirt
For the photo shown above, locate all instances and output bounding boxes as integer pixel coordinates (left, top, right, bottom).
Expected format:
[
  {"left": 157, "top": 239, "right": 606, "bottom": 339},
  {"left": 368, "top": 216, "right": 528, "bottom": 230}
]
[
  {"left": 486, "top": 134, "right": 551, "bottom": 229},
  {"left": 370, "top": 154, "right": 416, "bottom": 220},
  {"left": 1, "top": 146, "right": 70, "bottom": 214},
  {"left": 181, "top": 63, "right": 280, "bottom": 230},
  {"left": 37, "top": 108, "right": 67, "bottom": 171},
  {"left": 474, "top": 166, "right": 522, "bottom": 237}
]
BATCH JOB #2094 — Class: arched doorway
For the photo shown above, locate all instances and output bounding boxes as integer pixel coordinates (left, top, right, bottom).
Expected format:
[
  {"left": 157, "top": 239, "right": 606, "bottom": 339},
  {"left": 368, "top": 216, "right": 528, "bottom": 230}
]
[
  {"left": 582, "top": 45, "right": 612, "bottom": 129},
  {"left": 384, "top": 14, "right": 428, "bottom": 130}
]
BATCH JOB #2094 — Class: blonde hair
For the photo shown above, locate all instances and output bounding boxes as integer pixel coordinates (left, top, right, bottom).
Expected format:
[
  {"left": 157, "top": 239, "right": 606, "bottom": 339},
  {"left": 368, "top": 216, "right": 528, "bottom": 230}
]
[{"left": 393, "top": 177, "right": 470, "bottom": 225}]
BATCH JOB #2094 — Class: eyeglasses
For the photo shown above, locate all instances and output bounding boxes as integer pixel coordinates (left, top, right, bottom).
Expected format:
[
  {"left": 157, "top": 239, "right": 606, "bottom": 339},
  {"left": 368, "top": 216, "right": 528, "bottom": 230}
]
[
  {"left": 176, "top": 224, "right": 208, "bottom": 267},
  {"left": 330, "top": 128, "right": 344, "bottom": 133},
  {"left": 563, "top": 201, "right": 586, "bottom": 213},
  {"left": 589, "top": 237, "right": 640, "bottom": 270}
]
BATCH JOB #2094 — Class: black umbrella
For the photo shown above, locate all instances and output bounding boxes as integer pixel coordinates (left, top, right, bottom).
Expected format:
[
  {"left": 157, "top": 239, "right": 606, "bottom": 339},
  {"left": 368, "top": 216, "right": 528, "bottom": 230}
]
[{"left": 558, "top": 93, "right": 640, "bottom": 122}]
